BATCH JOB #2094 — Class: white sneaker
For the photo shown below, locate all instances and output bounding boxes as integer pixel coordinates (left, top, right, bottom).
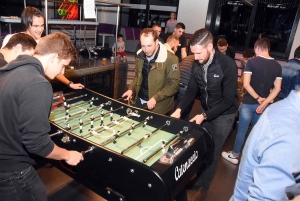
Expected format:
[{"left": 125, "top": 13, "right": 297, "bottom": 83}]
[{"left": 221, "top": 151, "right": 239, "bottom": 165}]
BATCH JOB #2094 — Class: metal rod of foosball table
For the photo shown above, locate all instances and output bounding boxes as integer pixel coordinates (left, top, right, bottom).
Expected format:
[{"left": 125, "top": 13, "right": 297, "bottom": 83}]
[
  {"left": 57, "top": 104, "right": 123, "bottom": 123},
  {"left": 100, "top": 116, "right": 153, "bottom": 146},
  {"left": 121, "top": 120, "right": 171, "bottom": 155},
  {"left": 64, "top": 94, "right": 87, "bottom": 102},
  {"left": 92, "top": 113, "right": 129, "bottom": 133},
  {"left": 69, "top": 105, "right": 116, "bottom": 132},
  {"left": 115, "top": 97, "right": 124, "bottom": 101},
  {"left": 81, "top": 108, "right": 127, "bottom": 138},
  {"left": 55, "top": 107, "right": 96, "bottom": 123},
  {"left": 62, "top": 91, "right": 78, "bottom": 97},
  {"left": 49, "top": 130, "right": 63, "bottom": 137},
  {"left": 142, "top": 134, "right": 178, "bottom": 163},
  {"left": 51, "top": 97, "right": 99, "bottom": 114},
  {"left": 169, "top": 126, "right": 189, "bottom": 148}
]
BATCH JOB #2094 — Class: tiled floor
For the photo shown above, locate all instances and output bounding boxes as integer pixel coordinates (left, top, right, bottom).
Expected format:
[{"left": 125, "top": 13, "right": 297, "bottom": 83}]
[{"left": 39, "top": 99, "right": 241, "bottom": 201}]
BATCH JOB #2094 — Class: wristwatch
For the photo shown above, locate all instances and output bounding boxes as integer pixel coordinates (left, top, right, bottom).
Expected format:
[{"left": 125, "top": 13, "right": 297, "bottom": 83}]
[{"left": 68, "top": 81, "right": 73, "bottom": 87}]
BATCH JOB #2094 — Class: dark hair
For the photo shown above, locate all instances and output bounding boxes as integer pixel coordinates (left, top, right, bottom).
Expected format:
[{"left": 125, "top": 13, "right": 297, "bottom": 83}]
[
  {"left": 242, "top": 48, "right": 255, "bottom": 59},
  {"left": 217, "top": 38, "right": 228, "bottom": 46},
  {"left": 294, "top": 46, "right": 300, "bottom": 59},
  {"left": 3, "top": 33, "right": 37, "bottom": 51},
  {"left": 21, "top": 7, "right": 44, "bottom": 31},
  {"left": 189, "top": 28, "right": 213, "bottom": 46},
  {"left": 152, "top": 23, "right": 161, "bottom": 28},
  {"left": 175, "top": 22, "right": 185, "bottom": 30},
  {"left": 117, "top": 34, "right": 123, "bottom": 39},
  {"left": 35, "top": 32, "right": 77, "bottom": 60},
  {"left": 140, "top": 28, "right": 158, "bottom": 41},
  {"left": 254, "top": 38, "right": 270, "bottom": 51}
]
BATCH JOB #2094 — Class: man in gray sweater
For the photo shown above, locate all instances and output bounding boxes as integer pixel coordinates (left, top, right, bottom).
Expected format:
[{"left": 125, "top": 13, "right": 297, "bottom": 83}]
[{"left": 0, "top": 32, "right": 83, "bottom": 201}]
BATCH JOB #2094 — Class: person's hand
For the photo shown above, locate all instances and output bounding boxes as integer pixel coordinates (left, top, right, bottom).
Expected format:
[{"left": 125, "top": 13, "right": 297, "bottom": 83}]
[
  {"left": 189, "top": 114, "right": 205, "bottom": 125},
  {"left": 147, "top": 98, "right": 157, "bottom": 110},
  {"left": 171, "top": 108, "right": 181, "bottom": 119},
  {"left": 256, "top": 101, "right": 268, "bottom": 114},
  {"left": 290, "top": 195, "right": 300, "bottom": 201},
  {"left": 70, "top": 83, "right": 84, "bottom": 89},
  {"left": 257, "top": 96, "right": 266, "bottom": 105},
  {"left": 122, "top": 90, "right": 133, "bottom": 101},
  {"left": 65, "top": 151, "right": 84, "bottom": 166}
]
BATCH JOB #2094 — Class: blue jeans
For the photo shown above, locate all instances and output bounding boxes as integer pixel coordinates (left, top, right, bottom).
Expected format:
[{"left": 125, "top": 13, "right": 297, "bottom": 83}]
[
  {"left": 197, "top": 113, "right": 236, "bottom": 189},
  {"left": 233, "top": 103, "right": 261, "bottom": 155},
  {"left": 0, "top": 166, "right": 47, "bottom": 201}
]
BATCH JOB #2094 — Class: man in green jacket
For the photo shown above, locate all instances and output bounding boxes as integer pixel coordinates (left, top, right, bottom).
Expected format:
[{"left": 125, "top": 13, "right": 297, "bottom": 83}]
[{"left": 122, "top": 28, "right": 180, "bottom": 115}]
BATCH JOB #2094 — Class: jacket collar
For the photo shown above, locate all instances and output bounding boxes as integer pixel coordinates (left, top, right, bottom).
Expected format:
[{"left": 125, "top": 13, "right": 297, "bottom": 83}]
[{"left": 137, "top": 42, "right": 168, "bottom": 63}]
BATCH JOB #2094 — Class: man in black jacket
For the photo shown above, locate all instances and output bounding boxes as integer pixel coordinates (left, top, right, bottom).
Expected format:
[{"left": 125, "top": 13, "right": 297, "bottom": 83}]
[
  {"left": 171, "top": 28, "right": 238, "bottom": 201},
  {"left": 0, "top": 32, "right": 83, "bottom": 201}
]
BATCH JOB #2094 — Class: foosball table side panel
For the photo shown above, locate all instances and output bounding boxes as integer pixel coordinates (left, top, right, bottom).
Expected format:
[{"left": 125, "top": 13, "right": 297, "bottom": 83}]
[{"left": 49, "top": 128, "right": 170, "bottom": 201}]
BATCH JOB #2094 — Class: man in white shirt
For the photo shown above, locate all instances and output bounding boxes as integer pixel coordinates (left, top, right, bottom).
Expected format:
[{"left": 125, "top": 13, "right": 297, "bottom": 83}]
[{"left": 1, "top": 6, "right": 84, "bottom": 89}]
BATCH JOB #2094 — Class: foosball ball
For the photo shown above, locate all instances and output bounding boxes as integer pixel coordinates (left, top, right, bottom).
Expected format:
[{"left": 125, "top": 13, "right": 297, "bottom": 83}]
[{"left": 48, "top": 88, "right": 214, "bottom": 201}]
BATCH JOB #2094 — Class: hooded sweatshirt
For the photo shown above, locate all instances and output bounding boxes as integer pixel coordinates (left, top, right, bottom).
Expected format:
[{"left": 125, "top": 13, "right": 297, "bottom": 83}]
[{"left": 0, "top": 55, "right": 54, "bottom": 171}]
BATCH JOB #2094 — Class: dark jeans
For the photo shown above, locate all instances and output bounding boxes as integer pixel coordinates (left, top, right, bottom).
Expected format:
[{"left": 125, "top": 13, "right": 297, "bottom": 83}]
[
  {"left": 0, "top": 166, "right": 47, "bottom": 201},
  {"left": 197, "top": 113, "right": 236, "bottom": 189}
]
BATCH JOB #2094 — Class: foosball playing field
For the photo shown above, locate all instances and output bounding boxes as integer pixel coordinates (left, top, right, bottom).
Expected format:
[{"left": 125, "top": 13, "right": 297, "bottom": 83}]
[{"left": 49, "top": 95, "right": 188, "bottom": 166}]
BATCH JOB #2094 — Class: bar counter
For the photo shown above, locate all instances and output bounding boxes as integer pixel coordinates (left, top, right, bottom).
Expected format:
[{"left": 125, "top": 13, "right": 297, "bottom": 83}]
[{"left": 50, "top": 55, "right": 128, "bottom": 99}]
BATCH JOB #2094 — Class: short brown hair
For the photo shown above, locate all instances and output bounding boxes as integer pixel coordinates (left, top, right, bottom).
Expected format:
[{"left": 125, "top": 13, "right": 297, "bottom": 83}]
[
  {"left": 254, "top": 38, "right": 270, "bottom": 51},
  {"left": 34, "top": 32, "right": 77, "bottom": 60},
  {"left": 217, "top": 38, "right": 228, "bottom": 47},
  {"left": 140, "top": 28, "right": 158, "bottom": 41},
  {"left": 4, "top": 33, "right": 37, "bottom": 51},
  {"left": 175, "top": 22, "right": 185, "bottom": 30},
  {"left": 166, "top": 35, "right": 179, "bottom": 43},
  {"left": 189, "top": 28, "right": 213, "bottom": 46}
]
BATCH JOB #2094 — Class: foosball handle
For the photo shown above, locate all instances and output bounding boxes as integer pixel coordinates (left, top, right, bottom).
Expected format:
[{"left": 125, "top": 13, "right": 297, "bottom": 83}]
[
  {"left": 81, "top": 146, "right": 95, "bottom": 155},
  {"left": 49, "top": 130, "right": 63, "bottom": 137}
]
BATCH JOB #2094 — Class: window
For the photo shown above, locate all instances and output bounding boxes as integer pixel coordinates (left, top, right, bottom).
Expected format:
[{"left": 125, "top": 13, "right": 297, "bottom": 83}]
[{"left": 208, "top": 0, "right": 300, "bottom": 59}]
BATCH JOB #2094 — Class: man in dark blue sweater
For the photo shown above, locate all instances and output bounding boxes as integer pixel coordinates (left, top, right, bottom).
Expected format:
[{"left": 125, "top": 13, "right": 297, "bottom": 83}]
[
  {"left": 276, "top": 46, "right": 300, "bottom": 101},
  {"left": 0, "top": 32, "right": 83, "bottom": 201}
]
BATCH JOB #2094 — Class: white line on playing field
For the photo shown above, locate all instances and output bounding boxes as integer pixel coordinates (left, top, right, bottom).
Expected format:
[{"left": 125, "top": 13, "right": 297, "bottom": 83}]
[{"left": 134, "top": 139, "right": 164, "bottom": 160}]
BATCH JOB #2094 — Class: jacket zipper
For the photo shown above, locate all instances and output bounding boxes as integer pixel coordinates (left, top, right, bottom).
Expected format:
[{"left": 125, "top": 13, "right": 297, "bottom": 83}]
[{"left": 201, "top": 65, "right": 209, "bottom": 109}]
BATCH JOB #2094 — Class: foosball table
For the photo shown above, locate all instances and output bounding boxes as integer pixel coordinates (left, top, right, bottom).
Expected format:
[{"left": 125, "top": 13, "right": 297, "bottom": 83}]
[{"left": 48, "top": 88, "right": 214, "bottom": 201}]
